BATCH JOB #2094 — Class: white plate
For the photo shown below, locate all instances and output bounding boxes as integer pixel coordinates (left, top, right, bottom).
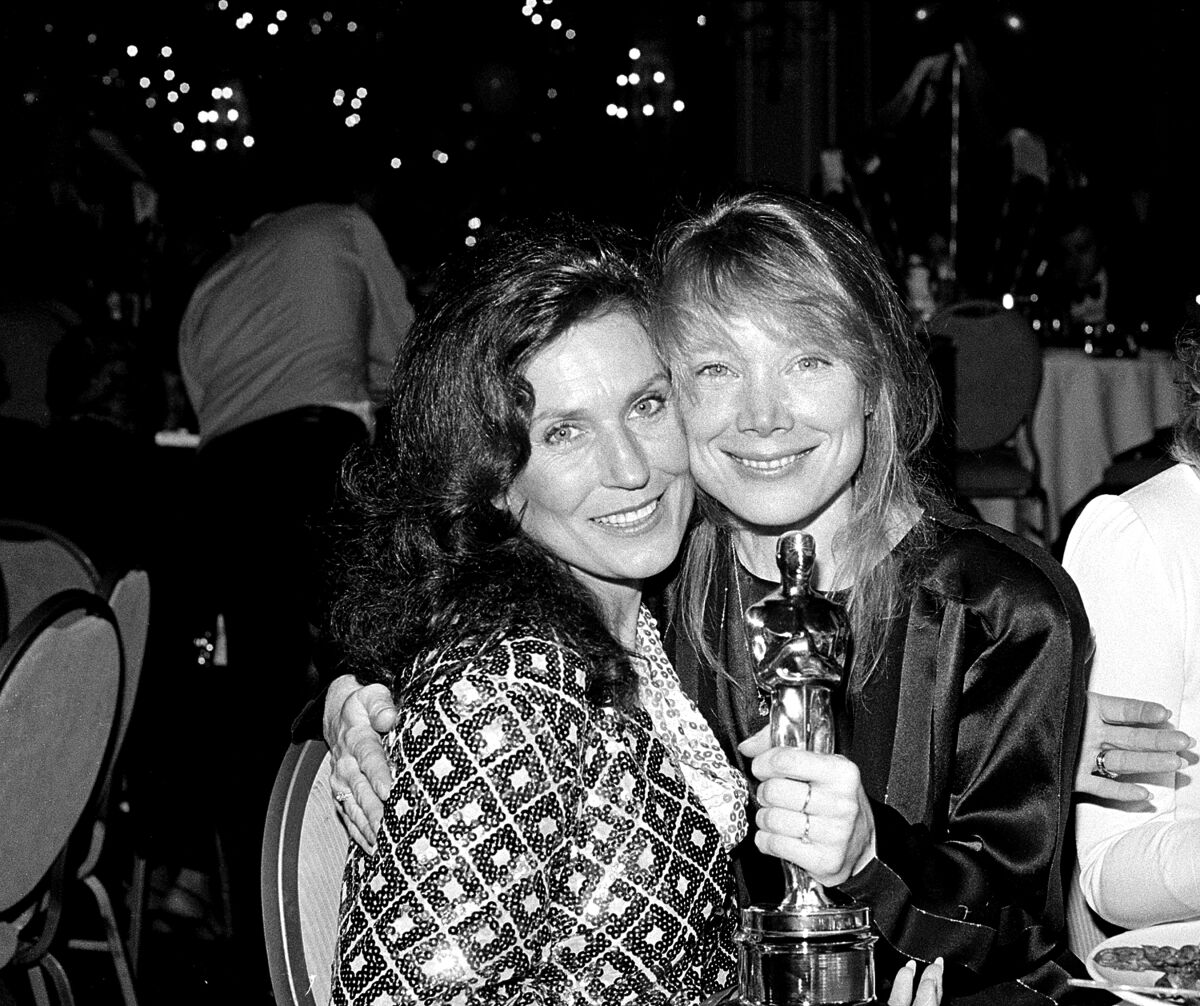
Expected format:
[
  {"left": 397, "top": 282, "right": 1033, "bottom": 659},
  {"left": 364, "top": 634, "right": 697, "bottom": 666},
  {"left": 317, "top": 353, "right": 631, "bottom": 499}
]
[{"left": 1088, "top": 921, "right": 1200, "bottom": 1004}]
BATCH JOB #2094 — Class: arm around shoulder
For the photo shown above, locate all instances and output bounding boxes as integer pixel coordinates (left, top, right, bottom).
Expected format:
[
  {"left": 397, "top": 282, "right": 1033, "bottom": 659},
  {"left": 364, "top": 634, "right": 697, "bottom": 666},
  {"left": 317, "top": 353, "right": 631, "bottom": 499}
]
[{"left": 331, "top": 633, "right": 594, "bottom": 1005}]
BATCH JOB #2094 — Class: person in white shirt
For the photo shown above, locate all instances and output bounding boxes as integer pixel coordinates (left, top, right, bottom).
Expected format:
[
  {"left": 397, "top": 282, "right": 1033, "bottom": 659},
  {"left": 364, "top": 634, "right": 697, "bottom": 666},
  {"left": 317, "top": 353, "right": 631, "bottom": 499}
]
[{"left": 1065, "top": 327, "right": 1200, "bottom": 936}]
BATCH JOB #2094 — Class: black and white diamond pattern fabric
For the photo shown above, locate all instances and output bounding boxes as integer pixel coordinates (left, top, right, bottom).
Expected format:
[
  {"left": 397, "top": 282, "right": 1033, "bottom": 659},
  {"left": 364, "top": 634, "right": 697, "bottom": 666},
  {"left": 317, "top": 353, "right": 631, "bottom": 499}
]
[{"left": 331, "top": 624, "right": 738, "bottom": 1005}]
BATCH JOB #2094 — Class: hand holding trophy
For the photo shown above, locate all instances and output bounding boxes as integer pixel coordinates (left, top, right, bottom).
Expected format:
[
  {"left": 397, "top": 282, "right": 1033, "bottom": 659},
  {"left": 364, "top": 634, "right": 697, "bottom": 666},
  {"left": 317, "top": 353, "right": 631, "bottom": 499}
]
[{"left": 715, "top": 530, "right": 876, "bottom": 1005}]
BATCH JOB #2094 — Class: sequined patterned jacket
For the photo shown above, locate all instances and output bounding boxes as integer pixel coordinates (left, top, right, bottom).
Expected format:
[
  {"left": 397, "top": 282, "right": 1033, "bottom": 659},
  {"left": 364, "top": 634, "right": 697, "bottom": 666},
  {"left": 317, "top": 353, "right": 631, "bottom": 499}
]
[{"left": 330, "top": 620, "right": 741, "bottom": 1006}]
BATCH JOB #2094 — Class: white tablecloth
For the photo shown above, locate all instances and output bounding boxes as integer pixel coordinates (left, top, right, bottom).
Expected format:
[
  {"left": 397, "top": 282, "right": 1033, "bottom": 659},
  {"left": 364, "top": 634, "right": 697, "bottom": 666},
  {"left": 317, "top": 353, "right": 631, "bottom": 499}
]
[{"left": 1033, "top": 348, "right": 1180, "bottom": 544}]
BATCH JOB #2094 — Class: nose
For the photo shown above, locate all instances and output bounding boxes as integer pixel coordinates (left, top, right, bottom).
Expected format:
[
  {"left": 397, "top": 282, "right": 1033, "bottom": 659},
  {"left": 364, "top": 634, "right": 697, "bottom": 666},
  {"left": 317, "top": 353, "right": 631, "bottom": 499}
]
[
  {"left": 601, "top": 426, "right": 651, "bottom": 490},
  {"left": 737, "top": 373, "right": 793, "bottom": 436}
]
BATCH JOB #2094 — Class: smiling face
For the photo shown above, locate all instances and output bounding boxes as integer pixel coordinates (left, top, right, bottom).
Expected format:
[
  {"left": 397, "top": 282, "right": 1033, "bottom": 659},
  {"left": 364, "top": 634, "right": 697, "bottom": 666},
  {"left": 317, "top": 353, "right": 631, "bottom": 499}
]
[
  {"left": 504, "top": 310, "right": 694, "bottom": 608},
  {"left": 677, "top": 315, "right": 867, "bottom": 544}
]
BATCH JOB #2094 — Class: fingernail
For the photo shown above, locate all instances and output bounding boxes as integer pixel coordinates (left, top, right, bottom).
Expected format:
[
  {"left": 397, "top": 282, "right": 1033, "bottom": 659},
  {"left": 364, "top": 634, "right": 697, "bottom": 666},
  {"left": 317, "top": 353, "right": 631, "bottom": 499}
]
[
  {"left": 933, "top": 957, "right": 944, "bottom": 968},
  {"left": 904, "top": 960, "right": 917, "bottom": 972}
]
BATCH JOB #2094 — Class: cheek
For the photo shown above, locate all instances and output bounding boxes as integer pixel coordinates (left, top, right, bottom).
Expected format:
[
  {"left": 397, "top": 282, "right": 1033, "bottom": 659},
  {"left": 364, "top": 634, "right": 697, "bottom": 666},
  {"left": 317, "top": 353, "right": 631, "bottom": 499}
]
[
  {"left": 658, "top": 418, "right": 692, "bottom": 476},
  {"left": 507, "top": 459, "right": 577, "bottom": 523},
  {"left": 679, "top": 395, "right": 726, "bottom": 454},
  {"left": 688, "top": 440, "right": 733, "bottom": 503},
  {"left": 840, "top": 399, "right": 869, "bottom": 444},
  {"left": 817, "top": 380, "right": 867, "bottom": 436}
]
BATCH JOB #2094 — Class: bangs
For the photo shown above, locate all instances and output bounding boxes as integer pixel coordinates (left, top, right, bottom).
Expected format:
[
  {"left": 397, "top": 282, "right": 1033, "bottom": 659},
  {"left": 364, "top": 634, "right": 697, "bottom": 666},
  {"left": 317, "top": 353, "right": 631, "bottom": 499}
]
[{"left": 657, "top": 252, "right": 872, "bottom": 379}]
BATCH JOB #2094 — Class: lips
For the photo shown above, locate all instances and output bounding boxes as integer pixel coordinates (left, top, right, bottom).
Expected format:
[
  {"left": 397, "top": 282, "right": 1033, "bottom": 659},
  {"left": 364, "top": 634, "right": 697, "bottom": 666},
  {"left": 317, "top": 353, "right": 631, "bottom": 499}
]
[
  {"left": 726, "top": 447, "right": 813, "bottom": 472},
  {"left": 591, "top": 496, "right": 661, "bottom": 529}
]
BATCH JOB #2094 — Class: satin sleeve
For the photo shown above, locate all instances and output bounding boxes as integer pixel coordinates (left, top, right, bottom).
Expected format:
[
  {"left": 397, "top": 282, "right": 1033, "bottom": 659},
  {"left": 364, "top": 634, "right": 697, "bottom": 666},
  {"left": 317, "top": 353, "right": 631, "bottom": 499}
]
[
  {"left": 1065, "top": 494, "right": 1200, "bottom": 929},
  {"left": 839, "top": 539, "right": 1088, "bottom": 1002},
  {"left": 331, "top": 635, "right": 591, "bottom": 1006}
]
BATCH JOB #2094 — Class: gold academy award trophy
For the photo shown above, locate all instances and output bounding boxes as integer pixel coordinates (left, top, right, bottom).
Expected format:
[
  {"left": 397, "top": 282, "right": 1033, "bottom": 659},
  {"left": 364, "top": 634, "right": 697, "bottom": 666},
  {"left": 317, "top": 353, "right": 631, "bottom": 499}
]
[{"left": 717, "top": 531, "right": 876, "bottom": 1005}]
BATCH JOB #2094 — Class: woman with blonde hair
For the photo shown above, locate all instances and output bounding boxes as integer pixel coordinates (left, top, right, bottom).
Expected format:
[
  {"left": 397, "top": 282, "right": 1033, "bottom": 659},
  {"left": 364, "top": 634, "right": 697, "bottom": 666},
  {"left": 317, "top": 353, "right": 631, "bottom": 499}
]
[{"left": 649, "top": 191, "right": 1088, "bottom": 1004}]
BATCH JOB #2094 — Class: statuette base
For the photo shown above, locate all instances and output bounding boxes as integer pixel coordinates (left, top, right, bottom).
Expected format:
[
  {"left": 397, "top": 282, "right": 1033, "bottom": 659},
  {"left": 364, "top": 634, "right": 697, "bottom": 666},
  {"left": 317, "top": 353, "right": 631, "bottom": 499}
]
[{"left": 734, "top": 904, "right": 876, "bottom": 1005}]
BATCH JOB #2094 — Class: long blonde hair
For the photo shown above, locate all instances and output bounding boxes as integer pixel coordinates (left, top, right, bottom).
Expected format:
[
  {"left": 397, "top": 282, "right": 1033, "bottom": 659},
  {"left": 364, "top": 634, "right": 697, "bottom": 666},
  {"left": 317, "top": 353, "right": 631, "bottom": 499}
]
[{"left": 653, "top": 190, "right": 943, "bottom": 681}]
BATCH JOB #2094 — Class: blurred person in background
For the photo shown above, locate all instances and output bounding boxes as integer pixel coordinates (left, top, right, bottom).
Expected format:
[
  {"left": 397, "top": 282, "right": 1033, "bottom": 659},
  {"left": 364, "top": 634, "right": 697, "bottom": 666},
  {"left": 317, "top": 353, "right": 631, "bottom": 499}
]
[
  {"left": 176, "top": 152, "right": 414, "bottom": 997},
  {"left": 1040, "top": 191, "right": 1148, "bottom": 343}
]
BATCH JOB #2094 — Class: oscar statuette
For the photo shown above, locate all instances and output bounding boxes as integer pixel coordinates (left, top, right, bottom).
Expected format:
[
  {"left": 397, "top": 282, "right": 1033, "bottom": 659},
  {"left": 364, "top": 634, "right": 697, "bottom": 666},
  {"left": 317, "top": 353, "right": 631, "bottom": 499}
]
[{"left": 713, "top": 530, "right": 876, "bottom": 1005}]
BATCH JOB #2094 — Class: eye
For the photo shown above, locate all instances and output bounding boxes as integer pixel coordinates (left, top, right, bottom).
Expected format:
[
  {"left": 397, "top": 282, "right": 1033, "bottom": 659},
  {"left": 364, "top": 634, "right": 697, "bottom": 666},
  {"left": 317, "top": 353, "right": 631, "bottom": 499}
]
[
  {"left": 631, "top": 393, "right": 667, "bottom": 419},
  {"left": 792, "top": 355, "right": 831, "bottom": 372},
  {"left": 695, "top": 362, "right": 730, "bottom": 378},
  {"left": 543, "top": 424, "right": 582, "bottom": 446}
]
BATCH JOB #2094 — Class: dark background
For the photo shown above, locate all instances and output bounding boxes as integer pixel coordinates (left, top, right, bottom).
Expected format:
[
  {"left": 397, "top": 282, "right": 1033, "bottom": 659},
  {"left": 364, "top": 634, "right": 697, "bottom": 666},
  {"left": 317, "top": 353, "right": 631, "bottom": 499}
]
[
  {"left": 2, "top": 0, "right": 1199, "bottom": 350},
  {"left": 2, "top": 6, "right": 1197, "bottom": 1001}
]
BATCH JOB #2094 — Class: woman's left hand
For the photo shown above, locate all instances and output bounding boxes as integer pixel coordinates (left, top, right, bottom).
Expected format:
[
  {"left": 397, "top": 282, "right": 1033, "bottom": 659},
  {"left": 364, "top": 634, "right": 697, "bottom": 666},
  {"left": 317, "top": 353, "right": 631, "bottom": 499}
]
[
  {"left": 1074, "top": 692, "right": 1194, "bottom": 801},
  {"left": 740, "top": 725, "right": 876, "bottom": 888},
  {"left": 888, "top": 958, "right": 944, "bottom": 1006}
]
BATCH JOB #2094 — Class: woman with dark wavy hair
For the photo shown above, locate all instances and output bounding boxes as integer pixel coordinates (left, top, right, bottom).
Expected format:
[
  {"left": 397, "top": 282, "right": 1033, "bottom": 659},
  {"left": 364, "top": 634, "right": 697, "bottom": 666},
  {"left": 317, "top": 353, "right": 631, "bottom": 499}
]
[
  {"left": 651, "top": 191, "right": 1090, "bottom": 1005},
  {"left": 323, "top": 215, "right": 748, "bottom": 1005}
]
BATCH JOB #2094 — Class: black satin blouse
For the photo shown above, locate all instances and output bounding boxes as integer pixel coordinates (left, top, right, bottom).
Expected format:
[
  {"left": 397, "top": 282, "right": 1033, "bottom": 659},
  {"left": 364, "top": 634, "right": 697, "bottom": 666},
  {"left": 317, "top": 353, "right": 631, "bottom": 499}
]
[{"left": 666, "top": 507, "right": 1092, "bottom": 1005}]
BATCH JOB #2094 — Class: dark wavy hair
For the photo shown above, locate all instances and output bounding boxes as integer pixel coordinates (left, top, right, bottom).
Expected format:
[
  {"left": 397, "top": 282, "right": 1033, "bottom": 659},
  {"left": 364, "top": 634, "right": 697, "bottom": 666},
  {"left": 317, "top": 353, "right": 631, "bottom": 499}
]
[
  {"left": 1171, "top": 326, "right": 1200, "bottom": 469},
  {"left": 324, "top": 215, "right": 652, "bottom": 708},
  {"left": 653, "top": 190, "right": 943, "bottom": 681}
]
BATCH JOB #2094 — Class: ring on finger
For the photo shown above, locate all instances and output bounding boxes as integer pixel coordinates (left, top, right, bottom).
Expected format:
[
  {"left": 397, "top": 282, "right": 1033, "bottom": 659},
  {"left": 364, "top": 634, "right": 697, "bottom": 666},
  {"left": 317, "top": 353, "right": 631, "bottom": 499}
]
[
  {"left": 1092, "top": 749, "right": 1119, "bottom": 780},
  {"left": 334, "top": 790, "right": 354, "bottom": 803},
  {"left": 800, "top": 781, "right": 812, "bottom": 815},
  {"left": 799, "top": 811, "right": 811, "bottom": 844}
]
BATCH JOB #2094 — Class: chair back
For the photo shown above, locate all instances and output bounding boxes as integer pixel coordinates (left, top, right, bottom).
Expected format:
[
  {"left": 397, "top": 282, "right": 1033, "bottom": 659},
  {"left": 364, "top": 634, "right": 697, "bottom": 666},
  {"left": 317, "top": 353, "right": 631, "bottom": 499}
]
[
  {"left": 0, "top": 519, "right": 101, "bottom": 636},
  {"left": 930, "top": 300, "right": 1043, "bottom": 453},
  {"left": 71, "top": 568, "right": 153, "bottom": 881},
  {"left": 102, "top": 568, "right": 151, "bottom": 775},
  {"left": 262, "top": 739, "right": 349, "bottom": 1006},
  {"left": 0, "top": 589, "right": 121, "bottom": 911}
]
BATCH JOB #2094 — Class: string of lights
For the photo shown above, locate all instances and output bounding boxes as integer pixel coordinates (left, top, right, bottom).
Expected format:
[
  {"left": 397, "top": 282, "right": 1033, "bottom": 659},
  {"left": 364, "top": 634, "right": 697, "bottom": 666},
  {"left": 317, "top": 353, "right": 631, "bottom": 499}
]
[{"left": 16, "top": 2, "right": 728, "bottom": 261}]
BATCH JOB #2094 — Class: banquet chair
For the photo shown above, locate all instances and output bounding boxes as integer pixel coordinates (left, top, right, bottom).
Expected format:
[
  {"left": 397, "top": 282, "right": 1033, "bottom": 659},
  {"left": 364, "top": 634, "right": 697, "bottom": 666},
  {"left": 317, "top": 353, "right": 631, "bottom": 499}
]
[
  {"left": 0, "top": 519, "right": 101, "bottom": 637},
  {"left": 262, "top": 739, "right": 348, "bottom": 1006},
  {"left": 1099, "top": 425, "right": 1175, "bottom": 493},
  {"left": 929, "top": 300, "right": 1049, "bottom": 542},
  {"left": 1050, "top": 427, "right": 1176, "bottom": 558},
  {"left": 64, "top": 569, "right": 151, "bottom": 1006},
  {"left": 0, "top": 589, "right": 122, "bottom": 1006}
]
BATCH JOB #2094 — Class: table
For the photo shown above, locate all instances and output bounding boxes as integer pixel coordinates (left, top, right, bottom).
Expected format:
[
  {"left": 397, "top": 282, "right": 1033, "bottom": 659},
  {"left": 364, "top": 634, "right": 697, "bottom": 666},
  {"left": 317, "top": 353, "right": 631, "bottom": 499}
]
[{"left": 1033, "top": 348, "right": 1180, "bottom": 544}]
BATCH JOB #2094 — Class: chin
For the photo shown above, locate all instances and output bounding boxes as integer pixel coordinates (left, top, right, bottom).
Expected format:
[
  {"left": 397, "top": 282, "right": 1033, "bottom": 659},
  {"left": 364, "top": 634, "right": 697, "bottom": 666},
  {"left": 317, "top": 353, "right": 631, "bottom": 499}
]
[
  {"left": 612, "top": 544, "right": 681, "bottom": 581},
  {"left": 709, "top": 484, "right": 813, "bottom": 528},
  {"left": 595, "top": 533, "right": 682, "bottom": 582}
]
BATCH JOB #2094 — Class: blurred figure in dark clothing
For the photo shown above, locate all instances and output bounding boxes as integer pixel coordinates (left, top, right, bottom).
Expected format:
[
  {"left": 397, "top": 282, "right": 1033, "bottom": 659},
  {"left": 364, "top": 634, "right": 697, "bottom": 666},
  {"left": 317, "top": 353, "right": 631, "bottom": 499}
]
[
  {"left": 175, "top": 183, "right": 413, "bottom": 999},
  {"left": 2, "top": 321, "right": 162, "bottom": 578},
  {"left": 37, "top": 323, "right": 164, "bottom": 574},
  {"left": 1058, "top": 212, "right": 1109, "bottom": 327},
  {"left": 1040, "top": 192, "right": 1148, "bottom": 341}
]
